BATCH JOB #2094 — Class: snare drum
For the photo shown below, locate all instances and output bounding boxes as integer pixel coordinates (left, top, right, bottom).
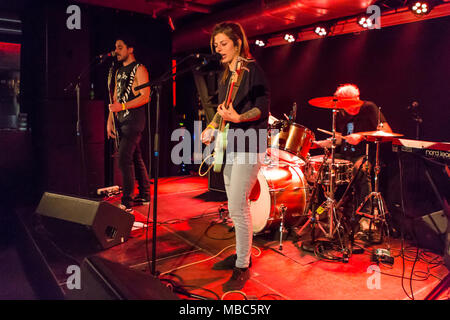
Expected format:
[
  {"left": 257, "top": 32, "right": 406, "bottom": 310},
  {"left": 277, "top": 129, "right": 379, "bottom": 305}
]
[
  {"left": 268, "top": 122, "right": 315, "bottom": 163},
  {"left": 304, "top": 155, "right": 353, "bottom": 185},
  {"left": 250, "top": 163, "right": 308, "bottom": 233}
]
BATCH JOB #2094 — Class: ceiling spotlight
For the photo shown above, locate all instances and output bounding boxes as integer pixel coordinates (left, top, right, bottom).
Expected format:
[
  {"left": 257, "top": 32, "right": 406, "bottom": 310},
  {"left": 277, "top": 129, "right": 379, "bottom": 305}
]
[
  {"left": 284, "top": 33, "right": 296, "bottom": 43},
  {"left": 357, "top": 16, "right": 374, "bottom": 29},
  {"left": 409, "top": 1, "right": 431, "bottom": 16},
  {"left": 314, "top": 26, "right": 329, "bottom": 37},
  {"left": 255, "top": 39, "right": 266, "bottom": 47}
]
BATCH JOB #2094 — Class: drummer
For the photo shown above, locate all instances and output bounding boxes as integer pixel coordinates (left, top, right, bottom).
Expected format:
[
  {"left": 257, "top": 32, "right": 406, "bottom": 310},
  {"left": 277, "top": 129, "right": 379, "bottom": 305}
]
[{"left": 315, "top": 83, "right": 393, "bottom": 233}]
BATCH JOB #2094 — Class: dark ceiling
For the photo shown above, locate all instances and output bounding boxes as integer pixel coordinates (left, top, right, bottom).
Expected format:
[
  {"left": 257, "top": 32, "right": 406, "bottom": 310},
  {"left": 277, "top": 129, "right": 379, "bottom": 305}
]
[
  {"left": 74, "top": 0, "right": 449, "bottom": 53},
  {"left": 76, "top": 0, "right": 380, "bottom": 51}
]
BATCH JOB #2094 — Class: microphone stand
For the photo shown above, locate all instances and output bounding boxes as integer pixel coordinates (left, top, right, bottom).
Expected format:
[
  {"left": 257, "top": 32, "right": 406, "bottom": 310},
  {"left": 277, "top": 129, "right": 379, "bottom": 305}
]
[
  {"left": 64, "top": 56, "right": 104, "bottom": 196},
  {"left": 412, "top": 111, "right": 422, "bottom": 140},
  {"left": 134, "top": 56, "right": 216, "bottom": 277}
]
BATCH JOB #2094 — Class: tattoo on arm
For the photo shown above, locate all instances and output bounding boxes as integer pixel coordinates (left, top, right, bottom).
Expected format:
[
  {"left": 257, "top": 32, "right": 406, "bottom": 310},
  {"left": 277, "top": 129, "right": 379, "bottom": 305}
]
[{"left": 239, "top": 107, "right": 261, "bottom": 122}]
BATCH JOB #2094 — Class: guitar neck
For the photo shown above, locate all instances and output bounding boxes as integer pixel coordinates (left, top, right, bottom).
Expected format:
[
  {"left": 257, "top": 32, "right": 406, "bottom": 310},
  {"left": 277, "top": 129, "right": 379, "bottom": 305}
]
[
  {"left": 216, "top": 59, "right": 247, "bottom": 132},
  {"left": 218, "top": 71, "right": 239, "bottom": 131}
]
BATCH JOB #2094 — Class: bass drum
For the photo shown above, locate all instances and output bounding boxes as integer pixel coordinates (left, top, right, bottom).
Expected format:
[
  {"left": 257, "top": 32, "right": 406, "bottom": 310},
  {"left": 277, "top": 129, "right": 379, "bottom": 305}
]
[{"left": 249, "top": 163, "right": 308, "bottom": 234}]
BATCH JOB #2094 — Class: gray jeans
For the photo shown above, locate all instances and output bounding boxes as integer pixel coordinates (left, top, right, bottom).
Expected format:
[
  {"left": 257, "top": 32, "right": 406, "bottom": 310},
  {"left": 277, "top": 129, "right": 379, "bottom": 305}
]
[{"left": 223, "top": 152, "right": 264, "bottom": 268}]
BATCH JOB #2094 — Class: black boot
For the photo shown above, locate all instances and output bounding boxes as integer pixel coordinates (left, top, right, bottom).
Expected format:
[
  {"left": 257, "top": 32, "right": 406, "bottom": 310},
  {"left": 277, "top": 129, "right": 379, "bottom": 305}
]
[{"left": 223, "top": 267, "right": 250, "bottom": 292}]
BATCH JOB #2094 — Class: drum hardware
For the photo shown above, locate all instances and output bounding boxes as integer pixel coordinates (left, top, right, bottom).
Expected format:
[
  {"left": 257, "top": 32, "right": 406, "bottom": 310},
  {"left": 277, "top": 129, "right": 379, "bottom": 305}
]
[
  {"left": 355, "top": 130, "right": 403, "bottom": 249},
  {"left": 296, "top": 150, "right": 330, "bottom": 243},
  {"left": 335, "top": 144, "right": 370, "bottom": 250},
  {"left": 307, "top": 96, "right": 345, "bottom": 240},
  {"left": 209, "top": 203, "right": 232, "bottom": 228},
  {"left": 278, "top": 204, "right": 287, "bottom": 250}
]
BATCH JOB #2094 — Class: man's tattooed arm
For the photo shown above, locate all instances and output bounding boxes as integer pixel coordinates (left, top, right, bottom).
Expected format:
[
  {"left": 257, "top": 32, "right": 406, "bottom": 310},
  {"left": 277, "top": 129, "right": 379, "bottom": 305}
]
[{"left": 239, "top": 107, "right": 261, "bottom": 123}]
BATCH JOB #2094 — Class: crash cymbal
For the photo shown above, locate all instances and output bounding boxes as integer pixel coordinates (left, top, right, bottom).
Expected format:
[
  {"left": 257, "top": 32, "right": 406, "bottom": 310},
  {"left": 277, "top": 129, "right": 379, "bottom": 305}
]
[
  {"left": 308, "top": 96, "right": 364, "bottom": 109},
  {"left": 357, "top": 130, "right": 403, "bottom": 142}
]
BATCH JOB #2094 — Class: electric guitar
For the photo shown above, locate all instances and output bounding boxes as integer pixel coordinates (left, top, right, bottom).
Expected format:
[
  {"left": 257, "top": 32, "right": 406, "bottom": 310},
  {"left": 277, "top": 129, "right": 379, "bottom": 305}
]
[{"left": 213, "top": 58, "right": 246, "bottom": 172}]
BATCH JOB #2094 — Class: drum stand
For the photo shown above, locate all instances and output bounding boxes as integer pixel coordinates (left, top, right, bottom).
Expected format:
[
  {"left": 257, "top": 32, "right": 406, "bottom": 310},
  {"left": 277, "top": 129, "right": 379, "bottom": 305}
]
[
  {"left": 356, "top": 137, "right": 390, "bottom": 248},
  {"left": 297, "top": 104, "right": 346, "bottom": 243},
  {"left": 278, "top": 205, "right": 287, "bottom": 250},
  {"left": 324, "top": 104, "right": 344, "bottom": 240},
  {"left": 296, "top": 150, "right": 330, "bottom": 242}
]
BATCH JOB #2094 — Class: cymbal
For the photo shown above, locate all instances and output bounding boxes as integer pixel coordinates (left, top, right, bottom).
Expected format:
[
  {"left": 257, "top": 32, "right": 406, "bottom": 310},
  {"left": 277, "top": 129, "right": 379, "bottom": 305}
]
[
  {"left": 308, "top": 96, "right": 364, "bottom": 109},
  {"left": 357, "top": 130, "right": 403, "bottom": 142}
]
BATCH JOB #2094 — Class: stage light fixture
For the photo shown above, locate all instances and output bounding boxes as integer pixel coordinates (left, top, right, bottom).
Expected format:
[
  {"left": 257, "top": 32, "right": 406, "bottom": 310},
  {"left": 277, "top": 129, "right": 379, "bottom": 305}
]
[
  {"left": 284, "top": 33, "right": 296, "bottom": 43},
  {"left": 409, "top": 1, "right": 432, "bottom": 16},
  {"left": 255, "top": 39, "right": 266, "bottom": 47},
  {"left": 314, "top": 26, "right": 329, "bottom": 37},
  {"left": 357, "top": 15, "right": 374, "bottom": 29}
]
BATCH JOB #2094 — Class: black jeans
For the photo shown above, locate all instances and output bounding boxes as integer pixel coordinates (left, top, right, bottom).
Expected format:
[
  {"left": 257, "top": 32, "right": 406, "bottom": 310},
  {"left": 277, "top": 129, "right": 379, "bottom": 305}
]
[{"left": 118, "top": 125, "right": 150, "bottom": 205}]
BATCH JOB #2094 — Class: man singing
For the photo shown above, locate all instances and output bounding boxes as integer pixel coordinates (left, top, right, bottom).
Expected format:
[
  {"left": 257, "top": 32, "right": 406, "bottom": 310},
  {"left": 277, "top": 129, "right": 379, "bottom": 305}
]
[{"left": 108, "top": 36, "right": 151, "bottom": 212}]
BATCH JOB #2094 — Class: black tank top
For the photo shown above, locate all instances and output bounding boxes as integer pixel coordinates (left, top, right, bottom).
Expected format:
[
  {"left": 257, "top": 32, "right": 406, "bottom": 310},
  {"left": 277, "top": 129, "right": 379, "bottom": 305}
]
[{"left": 115, "top": 61, "right": 146, "bottom": 130}]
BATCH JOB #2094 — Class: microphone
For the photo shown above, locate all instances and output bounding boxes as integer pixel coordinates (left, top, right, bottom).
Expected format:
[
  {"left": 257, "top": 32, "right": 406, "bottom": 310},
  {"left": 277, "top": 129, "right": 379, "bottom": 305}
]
[
  {"left": 97, "top": 51, "right": 116, "bottom": 59},
  {"left": 191, "top": 52, "right": 222, "bottom": 61}
]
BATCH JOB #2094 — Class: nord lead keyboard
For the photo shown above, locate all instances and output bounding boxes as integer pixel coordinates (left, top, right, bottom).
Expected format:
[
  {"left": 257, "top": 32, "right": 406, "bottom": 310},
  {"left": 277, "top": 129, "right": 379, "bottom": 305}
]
[{"left": 392, "top": 138, "right": 450, "bottom": 163}]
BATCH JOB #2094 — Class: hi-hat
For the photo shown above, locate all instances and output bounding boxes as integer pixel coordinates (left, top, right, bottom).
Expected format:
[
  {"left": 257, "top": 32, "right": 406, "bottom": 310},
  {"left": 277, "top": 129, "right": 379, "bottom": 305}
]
[
  {"left": 357, "top": 130, "right": 403, "bottom": 142},
  {"left": 308, "top": 96, "right": 364, "bottom": 109}
]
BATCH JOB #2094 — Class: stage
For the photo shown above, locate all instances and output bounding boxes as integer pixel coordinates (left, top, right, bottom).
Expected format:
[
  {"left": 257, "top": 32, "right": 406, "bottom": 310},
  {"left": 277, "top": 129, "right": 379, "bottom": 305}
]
[{"left": 18, "top": 174, "right": 449, "bottom": 300}]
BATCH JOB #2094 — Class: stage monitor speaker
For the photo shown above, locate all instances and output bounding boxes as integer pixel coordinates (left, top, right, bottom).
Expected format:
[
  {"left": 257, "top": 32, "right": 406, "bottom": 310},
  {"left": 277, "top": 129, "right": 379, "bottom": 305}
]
[
  {"left": 208, "top": 168, "right": 225, "bottom": 193},
  {"left": 36, "top": 192, "right": 134, "bottom": 250},
  {"left": 413, "top": 210, "right": 448, "bottom": 254},
  {"left": 67, "top": 256, "right": 179, "bottom": 300}
]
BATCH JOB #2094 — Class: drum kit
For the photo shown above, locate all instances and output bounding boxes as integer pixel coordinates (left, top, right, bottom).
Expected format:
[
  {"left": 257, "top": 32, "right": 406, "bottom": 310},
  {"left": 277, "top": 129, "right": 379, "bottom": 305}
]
[{"left": 249, "top": 95, "right": 403, "bottom": 254}]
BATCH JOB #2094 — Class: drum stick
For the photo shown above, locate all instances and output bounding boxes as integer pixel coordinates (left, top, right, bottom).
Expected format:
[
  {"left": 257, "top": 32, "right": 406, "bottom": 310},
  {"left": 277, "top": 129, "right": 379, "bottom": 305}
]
[{"left": 317, "top": 128, "right": 347, "bottom": 140}]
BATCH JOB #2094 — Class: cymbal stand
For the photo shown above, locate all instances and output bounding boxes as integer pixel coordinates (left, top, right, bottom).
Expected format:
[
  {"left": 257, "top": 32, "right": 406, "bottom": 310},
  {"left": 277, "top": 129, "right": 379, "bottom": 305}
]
[
  {"left": 318, "top": 101, "right": 347, "bottom": 255},
  {"left": 323, "top": 100, "right": 345, "bottom": 241},
  {"left": 299, "top": 101, "right": 344, "bottom": 242},
  {"left": 356, "top": 137, "right": 391, "bottom": 249}
]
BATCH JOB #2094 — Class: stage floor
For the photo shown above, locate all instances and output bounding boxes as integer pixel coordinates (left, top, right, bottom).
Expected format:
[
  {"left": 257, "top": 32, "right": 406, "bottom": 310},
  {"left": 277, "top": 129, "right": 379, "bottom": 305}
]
[{"left": 22, "top": 175, "right": 449, "bottom": 300}]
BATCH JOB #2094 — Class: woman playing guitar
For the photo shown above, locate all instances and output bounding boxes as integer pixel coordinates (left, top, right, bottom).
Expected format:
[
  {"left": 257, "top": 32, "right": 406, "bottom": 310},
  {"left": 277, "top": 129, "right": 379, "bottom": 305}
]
[{"left": 201, "top": 21, "right": 270, "bottom": 292}]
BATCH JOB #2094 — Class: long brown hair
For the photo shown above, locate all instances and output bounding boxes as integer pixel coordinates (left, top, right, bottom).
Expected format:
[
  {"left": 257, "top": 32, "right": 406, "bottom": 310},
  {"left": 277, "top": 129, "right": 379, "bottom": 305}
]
[{"left": 210, "top": 21, "right": 251, "bottom": 83}]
